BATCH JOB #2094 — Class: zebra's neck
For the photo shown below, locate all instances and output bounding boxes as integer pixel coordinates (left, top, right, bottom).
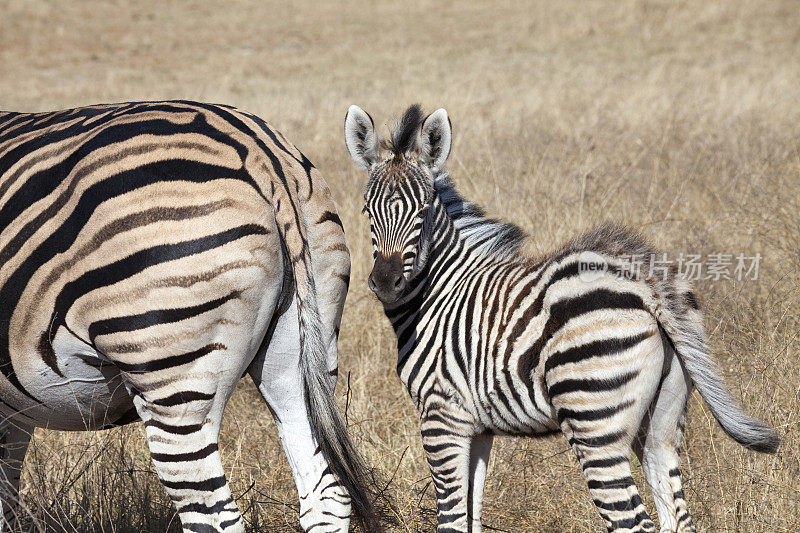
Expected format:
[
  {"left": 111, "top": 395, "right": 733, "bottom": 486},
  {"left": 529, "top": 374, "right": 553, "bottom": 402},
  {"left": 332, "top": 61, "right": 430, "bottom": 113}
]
[
  {"left": 382, "top": 177, "right": 519, "bottom": 377},
  {"left": 385, "top": 171, "right": 527, "bottom": 314},
  {"left": 431, "top": 173, "right": 526, "bottom": 260},
  {"left": 381, "top": 196, "right": 461, "bottom": 373}
]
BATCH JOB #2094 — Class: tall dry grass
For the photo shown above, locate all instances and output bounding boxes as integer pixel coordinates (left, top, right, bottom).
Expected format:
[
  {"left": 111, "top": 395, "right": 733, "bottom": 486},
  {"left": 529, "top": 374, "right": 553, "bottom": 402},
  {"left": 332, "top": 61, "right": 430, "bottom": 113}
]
[{"left": 1, "top": 0, "right": 799, "bottom": 531}]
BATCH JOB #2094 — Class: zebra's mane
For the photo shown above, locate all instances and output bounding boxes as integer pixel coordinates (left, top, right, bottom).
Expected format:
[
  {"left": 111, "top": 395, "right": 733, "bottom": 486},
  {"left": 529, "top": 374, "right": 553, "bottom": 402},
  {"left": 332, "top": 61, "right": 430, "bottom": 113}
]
[
  {"left": 387, "top": 104, "right": 423, "bottom": 157},
  {"left": 433, "top": 172, "right": 527, "bottom": 259}
]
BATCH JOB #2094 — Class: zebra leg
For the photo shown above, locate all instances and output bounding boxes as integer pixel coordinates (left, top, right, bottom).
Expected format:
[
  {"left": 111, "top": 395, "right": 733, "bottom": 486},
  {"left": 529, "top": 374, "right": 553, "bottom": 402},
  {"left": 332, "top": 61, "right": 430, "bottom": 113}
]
[
  {"left": 420, "top": 407, "right": 476, "bottom": 532},
  {"left": 634, "top": 352, "right": 696, "bottom": 533},
  {"left": 249, "top": 298, "right": 351, "bottom": 533},
  {"left": 569, "top": 439, "right": 655, "bottom": 533},
  {"left": 549, "top": 322, "right": 665, "bottom": 532},
  {"left": 0, "top": 421, "right": 31, "bottom": 531},
  {"left": 130, "top": 385, "right": 243, "bottom": 533},
  {"left": 467, "top": 433, "right": 493, "bottom": 532}
]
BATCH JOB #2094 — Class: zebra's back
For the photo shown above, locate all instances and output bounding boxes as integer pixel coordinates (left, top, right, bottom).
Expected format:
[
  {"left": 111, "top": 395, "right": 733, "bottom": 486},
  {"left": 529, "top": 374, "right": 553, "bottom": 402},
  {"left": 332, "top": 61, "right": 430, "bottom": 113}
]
[{"left": 0, "top": 101, "right": 345, "bottom": 429}]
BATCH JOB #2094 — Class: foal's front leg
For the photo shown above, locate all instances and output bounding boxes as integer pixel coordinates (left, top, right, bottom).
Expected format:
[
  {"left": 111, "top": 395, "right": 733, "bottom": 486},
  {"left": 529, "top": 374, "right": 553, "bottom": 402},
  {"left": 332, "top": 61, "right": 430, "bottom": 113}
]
[{"left": 420, "top": 405, "right": 480, "bottom": 533}]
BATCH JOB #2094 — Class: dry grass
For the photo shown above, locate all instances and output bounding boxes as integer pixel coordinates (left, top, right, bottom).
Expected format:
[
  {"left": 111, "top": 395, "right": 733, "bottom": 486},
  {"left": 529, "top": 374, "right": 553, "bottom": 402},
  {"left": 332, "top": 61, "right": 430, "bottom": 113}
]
[{"left": 1, "top": 0, "right": 799, "bottom": 531}]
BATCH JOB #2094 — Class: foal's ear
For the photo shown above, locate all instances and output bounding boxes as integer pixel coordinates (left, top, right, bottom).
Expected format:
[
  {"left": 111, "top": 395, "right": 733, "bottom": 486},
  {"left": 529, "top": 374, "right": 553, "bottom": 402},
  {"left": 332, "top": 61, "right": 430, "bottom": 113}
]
[
  {"left": 344, "top": 105, "right": 380, "bottom": 170},
  {"left": 418, "top": 108, "right": 452, "bottom": 172}
]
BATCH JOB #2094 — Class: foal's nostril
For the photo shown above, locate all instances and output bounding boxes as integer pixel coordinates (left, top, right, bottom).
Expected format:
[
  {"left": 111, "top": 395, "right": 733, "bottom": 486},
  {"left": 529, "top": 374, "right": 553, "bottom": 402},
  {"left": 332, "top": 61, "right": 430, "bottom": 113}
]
[{"left": 369, "top": 253, "right": 406, "bottom": 300}]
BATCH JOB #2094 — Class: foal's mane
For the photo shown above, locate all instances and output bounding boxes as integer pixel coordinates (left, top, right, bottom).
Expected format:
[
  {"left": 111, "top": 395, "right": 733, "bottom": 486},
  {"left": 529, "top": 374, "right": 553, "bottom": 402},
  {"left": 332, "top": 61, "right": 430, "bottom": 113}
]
[{"left": 433, "top": 173, "right": 527, "bottom": 260}]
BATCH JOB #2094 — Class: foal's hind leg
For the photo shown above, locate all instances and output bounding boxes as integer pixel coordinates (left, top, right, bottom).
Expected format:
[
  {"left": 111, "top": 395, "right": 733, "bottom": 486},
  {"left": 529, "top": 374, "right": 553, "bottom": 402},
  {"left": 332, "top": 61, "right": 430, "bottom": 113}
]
[
  {"left": 548, "top": 328, "right": 664, "bottom": 532},
  {"left": 634, "top": 351, "right": 696, "bottom": 533}
]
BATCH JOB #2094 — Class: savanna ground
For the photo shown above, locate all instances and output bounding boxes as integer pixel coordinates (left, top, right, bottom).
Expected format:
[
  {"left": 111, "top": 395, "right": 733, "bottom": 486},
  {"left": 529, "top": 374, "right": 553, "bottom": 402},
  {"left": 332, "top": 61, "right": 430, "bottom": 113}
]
[{"left": 1, "top": 0, "right": 799, "bottom": 531}]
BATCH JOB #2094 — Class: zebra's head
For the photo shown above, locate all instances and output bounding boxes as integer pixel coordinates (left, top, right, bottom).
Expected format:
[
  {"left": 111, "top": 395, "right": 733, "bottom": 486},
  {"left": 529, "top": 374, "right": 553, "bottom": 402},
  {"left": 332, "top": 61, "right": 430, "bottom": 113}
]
[{"left": 344, "top": 104, "right": 452, "bottom": 303}]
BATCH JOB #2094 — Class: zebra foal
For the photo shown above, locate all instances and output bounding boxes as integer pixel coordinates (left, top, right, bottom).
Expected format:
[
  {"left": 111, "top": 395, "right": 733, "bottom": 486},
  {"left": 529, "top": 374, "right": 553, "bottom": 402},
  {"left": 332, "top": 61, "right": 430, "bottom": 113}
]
[
  {"left": 0, "top": 101, "right": 380, "bottom": 532},
  {"left": 344, "top": 104, "right": 779, "bottom": 533}
]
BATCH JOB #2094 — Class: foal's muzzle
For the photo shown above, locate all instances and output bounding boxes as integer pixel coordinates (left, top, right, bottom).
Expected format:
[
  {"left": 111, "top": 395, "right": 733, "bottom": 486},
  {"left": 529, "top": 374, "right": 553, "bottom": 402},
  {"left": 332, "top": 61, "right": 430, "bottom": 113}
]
[{"left": 368, "top": 252, "right": 406, "bottom": 303}]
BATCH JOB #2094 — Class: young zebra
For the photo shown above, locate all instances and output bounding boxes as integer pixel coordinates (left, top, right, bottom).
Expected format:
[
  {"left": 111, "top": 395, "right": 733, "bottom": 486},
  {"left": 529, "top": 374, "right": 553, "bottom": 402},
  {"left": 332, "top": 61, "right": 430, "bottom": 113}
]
[
  {"left": 0, "top": 101, "right": 380, "bottom": 532},
  {"left": 344, "top": 104, "right": 780, "bottom": 533}
]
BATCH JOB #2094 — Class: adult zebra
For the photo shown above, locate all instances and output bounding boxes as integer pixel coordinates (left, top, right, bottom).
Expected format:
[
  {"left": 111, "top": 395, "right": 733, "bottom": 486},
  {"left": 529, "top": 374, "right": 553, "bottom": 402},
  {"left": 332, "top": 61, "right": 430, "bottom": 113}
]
[
  {"left": 0, "top": 101, "right": 380, "bottom": 532},
  {"left": 344, "top": 104, "right": 779, "bottom": 533}
]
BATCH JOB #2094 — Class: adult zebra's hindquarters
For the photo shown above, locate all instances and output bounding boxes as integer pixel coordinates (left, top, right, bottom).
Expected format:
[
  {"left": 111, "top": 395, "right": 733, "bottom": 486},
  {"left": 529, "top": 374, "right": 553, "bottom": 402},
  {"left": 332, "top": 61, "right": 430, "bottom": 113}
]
[
  {"left": 0, "top": 101, "right": 378, "bottom": 532},
  {"left": 344, "top": 104, "right": 779, "bottom": 533}
]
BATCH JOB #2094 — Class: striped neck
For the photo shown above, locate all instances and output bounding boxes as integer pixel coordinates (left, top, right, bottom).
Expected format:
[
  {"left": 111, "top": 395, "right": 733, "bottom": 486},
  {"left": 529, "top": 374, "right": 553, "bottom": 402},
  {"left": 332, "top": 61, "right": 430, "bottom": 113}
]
[
  {"left": 383, "top": 172, "right": 526, "bottom": 316},
  {"left": 381, "top": 196, "right": 467, "bottom": 377},
  {"left": 381, "top": 191, "right": 509, "bottom": 358}
]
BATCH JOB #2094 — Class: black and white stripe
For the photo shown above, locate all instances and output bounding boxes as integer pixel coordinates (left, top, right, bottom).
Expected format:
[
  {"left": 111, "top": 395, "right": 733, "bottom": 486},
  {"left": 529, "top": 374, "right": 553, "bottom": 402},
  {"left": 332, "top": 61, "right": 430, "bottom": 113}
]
[
  {"left": 345, "top": 104, "right": 779, "bottom": 533},
  {"left": 0, "top": 101, "right": 378, "bottom": 532}
]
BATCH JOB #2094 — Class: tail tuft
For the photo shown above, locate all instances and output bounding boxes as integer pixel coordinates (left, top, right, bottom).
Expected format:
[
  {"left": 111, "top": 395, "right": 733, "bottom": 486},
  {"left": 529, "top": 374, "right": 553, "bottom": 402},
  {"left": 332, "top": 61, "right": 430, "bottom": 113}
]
[
  {"left": 662, "top": 317, "right": 780, "bottom": 454},
  {"left": 728, "top": 419, "right": 780, "bottom": 454}
]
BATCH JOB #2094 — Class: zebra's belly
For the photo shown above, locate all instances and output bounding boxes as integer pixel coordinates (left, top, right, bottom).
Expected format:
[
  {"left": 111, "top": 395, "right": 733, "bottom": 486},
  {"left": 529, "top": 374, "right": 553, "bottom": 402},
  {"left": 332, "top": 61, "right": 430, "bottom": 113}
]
[
  {"left": 479, "top": 385, "right": 559, "bottom": 435},
  {"left": 2, "top": 328, "right": 135, "bottom": 430},
  {"left": 474, "top": 353, "right": 559, "bottom": 435}
]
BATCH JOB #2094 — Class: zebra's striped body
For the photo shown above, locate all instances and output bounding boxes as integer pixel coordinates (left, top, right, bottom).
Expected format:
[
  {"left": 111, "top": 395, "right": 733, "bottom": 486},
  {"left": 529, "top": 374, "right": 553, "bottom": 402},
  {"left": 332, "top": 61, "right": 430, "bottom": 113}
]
[
  {"left": 0, "top": 101, "right": 378, "bottom": 532},
  {"left": 345, "top": 105, "right": 779, "bottom": 533}
]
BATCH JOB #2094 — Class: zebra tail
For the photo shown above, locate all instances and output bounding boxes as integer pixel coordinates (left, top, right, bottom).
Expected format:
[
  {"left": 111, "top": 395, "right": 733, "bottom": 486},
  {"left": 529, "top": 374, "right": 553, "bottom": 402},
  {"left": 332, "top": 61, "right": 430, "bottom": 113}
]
[
  {"left": 657, "top": 291, "right": 780, "bottom": 454},
  {"left": 272, "top": 191, "right": 382, "bottom": 532}
]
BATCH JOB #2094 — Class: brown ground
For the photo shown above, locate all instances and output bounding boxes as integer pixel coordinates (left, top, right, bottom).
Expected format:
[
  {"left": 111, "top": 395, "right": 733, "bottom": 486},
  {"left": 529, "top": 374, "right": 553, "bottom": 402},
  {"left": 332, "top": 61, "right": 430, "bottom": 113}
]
[{"left": 1, "top": 1, "right": 798, "bottom": 531}]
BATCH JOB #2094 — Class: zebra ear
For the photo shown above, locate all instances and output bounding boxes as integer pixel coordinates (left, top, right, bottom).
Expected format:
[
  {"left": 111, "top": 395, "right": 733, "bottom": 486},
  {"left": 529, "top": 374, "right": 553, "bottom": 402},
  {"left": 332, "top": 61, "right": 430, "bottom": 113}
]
[
  {"left": 418, "top": 108, "right": 452, "bottom": 172},
  {"left": 344, "top": 105, "right": 380, "bottom": 170}
]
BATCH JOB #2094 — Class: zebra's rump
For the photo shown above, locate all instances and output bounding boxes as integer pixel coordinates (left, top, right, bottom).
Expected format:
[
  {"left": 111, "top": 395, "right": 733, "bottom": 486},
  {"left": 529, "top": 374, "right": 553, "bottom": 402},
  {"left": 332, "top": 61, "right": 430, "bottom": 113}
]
[
  {"left": 459, "top": 224, "right": 687, "bottom": 434},
  {"left": 500, "top": 223, "right": 698, "bottom": 424},
  {"left": 0, "top": 101, "right": 298, "bottom": 426}
]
